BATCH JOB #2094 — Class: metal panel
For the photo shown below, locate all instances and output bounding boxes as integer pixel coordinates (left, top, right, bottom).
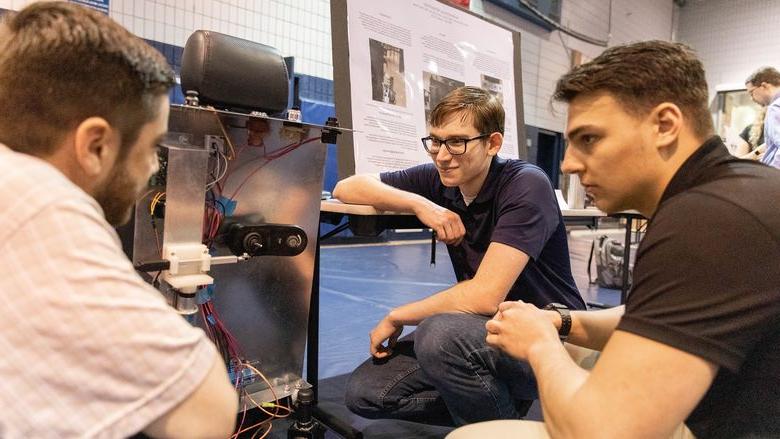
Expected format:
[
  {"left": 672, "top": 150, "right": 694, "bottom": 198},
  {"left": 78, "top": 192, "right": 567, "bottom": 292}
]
[
  {"left": 132, "top": 105, "right": 331, "bottom": 405},
  {"left": 163, "top": 144, "right": 210, "bottom": 244}
]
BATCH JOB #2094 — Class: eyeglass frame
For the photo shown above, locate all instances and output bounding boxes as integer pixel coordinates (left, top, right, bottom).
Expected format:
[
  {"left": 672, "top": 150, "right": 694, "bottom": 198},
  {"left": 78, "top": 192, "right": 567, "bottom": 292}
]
[
  {"left": 746, "top": 82, "right": 764, "bottom": 101},
  {"left": 746, "top": 85, "right": 757, "bottom": 99},
  {"left": 420, "top": 133, "right": 492, "bottom": 156}
]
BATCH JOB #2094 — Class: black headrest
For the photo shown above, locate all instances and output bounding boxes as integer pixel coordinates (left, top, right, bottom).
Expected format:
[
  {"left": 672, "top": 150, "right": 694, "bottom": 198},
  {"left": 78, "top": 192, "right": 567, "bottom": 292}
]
[{"left": 180, "top": 30, "right": 289, "bottom": 114}]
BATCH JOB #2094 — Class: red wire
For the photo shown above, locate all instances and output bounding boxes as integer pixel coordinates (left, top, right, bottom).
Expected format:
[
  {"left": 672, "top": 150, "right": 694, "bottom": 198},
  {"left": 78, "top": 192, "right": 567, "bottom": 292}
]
[
  {"left": 227, "top": 159, "right": 270, "bottom": 201},
  {"left": 199, "top": 136, "right": 322, "bottom": 439},
  {"left": 231, "top": 402, "right": 248, "bottom": 439},
  {"left": 207, "top": 301, "right": 243, "bottom": 359},
  {"left": 233, "top": 419, "right": 270, "bottom": 437},
  {"left": 153, "top": 225, "right": 161, "bottom": 256},
  {"left": 219, "top": 154, "right": 262, "bottom": 193},
  {"left": 228, "top": 137, "right": 319, "bottom": 200}
]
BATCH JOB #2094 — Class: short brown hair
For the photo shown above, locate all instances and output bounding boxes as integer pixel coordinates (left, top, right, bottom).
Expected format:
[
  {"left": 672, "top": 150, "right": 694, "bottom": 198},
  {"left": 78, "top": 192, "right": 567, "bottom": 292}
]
[
  {"left": 745, "top": 67, "right": 780, "bottom": 87},
  {"left": 553, "top": 40, "right": 713, "bottom": 138},
  {"left": 0, "top": 2, "right": 175, "bottom": 157},
  {"left": 429, "top": 86, "right": 505, "bottom": 135}
]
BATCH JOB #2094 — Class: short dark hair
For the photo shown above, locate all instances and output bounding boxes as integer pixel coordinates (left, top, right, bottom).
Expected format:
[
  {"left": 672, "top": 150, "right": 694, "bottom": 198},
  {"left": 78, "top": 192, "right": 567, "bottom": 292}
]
[
  {"left": 745, "top": 66, "right": 780, "bottom": 87},
  {"left": 0, "top": 2, "right": 175, "bottom": 158},
  {"left": 429, "top": 86, "right": 504, "bottom": 135},
  {"left": 553, "top": 40, "right": 713, "bottom": 138}
]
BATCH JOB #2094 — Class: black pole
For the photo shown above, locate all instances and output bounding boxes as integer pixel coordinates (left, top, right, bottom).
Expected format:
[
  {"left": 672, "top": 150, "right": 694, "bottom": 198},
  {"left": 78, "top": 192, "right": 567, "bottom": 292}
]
[
  {"left": 306, "top": 223, "right": 321, "bottom": 403},
  {"left": 620, "top": 215, "right": 633, "bottom": 304}
]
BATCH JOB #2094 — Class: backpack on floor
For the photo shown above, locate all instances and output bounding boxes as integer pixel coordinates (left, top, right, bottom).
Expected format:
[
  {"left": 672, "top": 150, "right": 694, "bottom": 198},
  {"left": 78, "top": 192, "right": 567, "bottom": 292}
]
[{"left": 587, "top": 235, "right": 632, "bottom": 289}]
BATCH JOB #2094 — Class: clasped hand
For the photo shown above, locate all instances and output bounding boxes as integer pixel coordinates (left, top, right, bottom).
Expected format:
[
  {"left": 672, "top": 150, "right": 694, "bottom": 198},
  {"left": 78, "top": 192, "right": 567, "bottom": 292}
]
[
  {"left": 415, "top": 203, "right": 465, "bottom": 246},
  {"left": 370, "top": 316, "right": 403, "bottom": 359},
  {"left": 485, "top": 301, "right": 560, "bottom": 360}
]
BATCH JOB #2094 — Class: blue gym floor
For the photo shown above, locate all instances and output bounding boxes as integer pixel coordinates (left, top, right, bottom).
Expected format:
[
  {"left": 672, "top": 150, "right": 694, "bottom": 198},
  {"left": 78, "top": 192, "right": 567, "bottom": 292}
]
[
  {"left": 317, "top": 234, "right": 620, "bottom": 380},
  {"left": 261, "top": 233, "right": 622, "bottom": 438}
]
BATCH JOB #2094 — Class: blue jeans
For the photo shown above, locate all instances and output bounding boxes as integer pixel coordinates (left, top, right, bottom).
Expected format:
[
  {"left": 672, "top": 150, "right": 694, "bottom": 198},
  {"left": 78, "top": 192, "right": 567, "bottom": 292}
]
[{"left": 344, "top": 313, "right": 538, "bottom": 426}]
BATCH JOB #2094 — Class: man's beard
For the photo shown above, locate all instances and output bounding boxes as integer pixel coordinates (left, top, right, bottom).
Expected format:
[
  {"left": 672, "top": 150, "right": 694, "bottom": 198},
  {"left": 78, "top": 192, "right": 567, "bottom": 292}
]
[{"left": 93, "top": 163, "right": 143, "bottom": 227}]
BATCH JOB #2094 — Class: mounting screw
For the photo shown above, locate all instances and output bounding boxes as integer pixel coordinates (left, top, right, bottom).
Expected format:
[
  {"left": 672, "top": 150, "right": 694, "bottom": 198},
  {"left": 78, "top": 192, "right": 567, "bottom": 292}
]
[
  {"left": 286, "top": 234, "right": 302, "bottom": 248},
  {"left": 243, "top": 232, "right": 264, "bottom": 254}
]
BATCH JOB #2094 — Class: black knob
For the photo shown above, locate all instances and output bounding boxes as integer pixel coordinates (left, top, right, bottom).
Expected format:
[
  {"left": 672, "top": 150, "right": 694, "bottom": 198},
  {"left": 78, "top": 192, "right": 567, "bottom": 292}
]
[
  {"left": 243, "top": 232, "right": 264, "bottom": 254},
  {"left": 295, "top": 388, "right": 314, "bottom": 428}
]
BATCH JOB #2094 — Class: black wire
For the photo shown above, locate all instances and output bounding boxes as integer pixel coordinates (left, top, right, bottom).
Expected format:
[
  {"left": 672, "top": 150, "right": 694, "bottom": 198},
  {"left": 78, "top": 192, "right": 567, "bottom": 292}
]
[{"left": 517, "top": 0, "right": 609, "bottom": 47}]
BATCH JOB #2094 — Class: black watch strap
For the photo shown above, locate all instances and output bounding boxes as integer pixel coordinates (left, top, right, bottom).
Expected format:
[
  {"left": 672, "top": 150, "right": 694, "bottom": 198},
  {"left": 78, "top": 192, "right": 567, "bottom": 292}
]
[{"left": 544, "top": 303, "right": 571, "bottom": 342}]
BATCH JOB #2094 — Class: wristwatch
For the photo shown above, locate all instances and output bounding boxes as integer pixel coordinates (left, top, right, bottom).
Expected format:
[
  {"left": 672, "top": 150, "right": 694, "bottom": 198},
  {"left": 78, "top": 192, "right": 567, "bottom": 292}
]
[{"left": 544, "top": 303, "right": 571, "bottom": 342}]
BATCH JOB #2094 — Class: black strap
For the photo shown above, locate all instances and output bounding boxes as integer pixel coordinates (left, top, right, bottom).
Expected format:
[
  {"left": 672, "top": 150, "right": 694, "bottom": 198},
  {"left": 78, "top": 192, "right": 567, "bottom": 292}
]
[
  {"left": 430, "top": 230, "right": 436, "bottom": 267},
  {"left": 587, "top": 238, "right": 595, "bottom": 284}
]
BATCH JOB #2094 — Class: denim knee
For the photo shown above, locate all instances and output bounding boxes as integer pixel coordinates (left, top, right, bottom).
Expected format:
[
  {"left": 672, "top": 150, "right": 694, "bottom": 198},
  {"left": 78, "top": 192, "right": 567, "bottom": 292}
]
[
  {"left": 344, "top": 365, "right": 381, "bottom": 417},
  {"left": 415, "top": 313, "right": 468, "bottom": 368}
]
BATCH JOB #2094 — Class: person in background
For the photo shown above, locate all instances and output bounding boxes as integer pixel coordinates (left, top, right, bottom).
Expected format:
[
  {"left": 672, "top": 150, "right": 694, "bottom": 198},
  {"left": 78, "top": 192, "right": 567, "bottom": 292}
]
[
  {"left": 475, "top": 41, "right": 780, "bottom": 438},
  {"left": 0, "top": 3, "right": 237, "bottom": 437},
  {"left": 335, "top": 86, "right": 585, "bottom": 425},
  {"left": 724, "top": 107, "right": 766, "bottom": 161},
  {"left": 733, "top": 106, "right": 765, "bottom": 159},
  {"left": 745, "top": 66, "right": 780, "bottom": 168}
]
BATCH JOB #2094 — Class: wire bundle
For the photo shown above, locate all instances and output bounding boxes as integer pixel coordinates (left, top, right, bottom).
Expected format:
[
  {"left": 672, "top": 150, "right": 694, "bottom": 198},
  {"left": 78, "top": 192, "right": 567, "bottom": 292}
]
[
  {"left": 201, "top": 113, "right": 313, "bottom": 437},
  {"left": 145, "top": 113, "right": 317, "bottom": 437},
  {"left": 201, "top": 300, "right": 292, "bottom": 438}
]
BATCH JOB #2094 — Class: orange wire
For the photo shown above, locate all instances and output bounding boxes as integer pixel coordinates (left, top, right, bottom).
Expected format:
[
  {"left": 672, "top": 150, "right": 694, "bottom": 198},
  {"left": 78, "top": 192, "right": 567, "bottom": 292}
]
[
  {"left": 230, "top": 361, "right": 292, "bottom": 437},
  {"left": 253, "top": 422, "right": 272, "bottom": 439},
  {"left": 232, "top": 419, "right": 271, "bottom": 437}
]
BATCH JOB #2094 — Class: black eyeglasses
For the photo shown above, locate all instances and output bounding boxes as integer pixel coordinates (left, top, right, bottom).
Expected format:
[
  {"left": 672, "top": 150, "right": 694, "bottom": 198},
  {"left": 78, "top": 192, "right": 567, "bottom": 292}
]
[{"left": 421, "top": 133, "right": 491, "bottom": 155}]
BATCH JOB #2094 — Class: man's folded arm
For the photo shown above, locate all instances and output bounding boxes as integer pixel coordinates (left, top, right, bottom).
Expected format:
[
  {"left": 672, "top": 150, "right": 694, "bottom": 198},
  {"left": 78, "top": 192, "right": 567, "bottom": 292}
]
[{"left": 143, "top": 356, "right": 238, "bottom": 439}]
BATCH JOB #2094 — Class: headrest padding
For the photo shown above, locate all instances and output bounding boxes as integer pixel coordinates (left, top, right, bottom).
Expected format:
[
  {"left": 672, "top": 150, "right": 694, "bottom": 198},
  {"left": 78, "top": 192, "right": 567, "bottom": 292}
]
[{"left": 181, "top": 30, "right": 289, "bottom": 114}]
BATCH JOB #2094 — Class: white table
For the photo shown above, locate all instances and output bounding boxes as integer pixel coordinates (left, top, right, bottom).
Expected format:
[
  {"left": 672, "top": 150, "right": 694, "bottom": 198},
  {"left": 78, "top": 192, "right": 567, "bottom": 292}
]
[{"left": 320, "top": 199, "right": 606, "bottom": 230}]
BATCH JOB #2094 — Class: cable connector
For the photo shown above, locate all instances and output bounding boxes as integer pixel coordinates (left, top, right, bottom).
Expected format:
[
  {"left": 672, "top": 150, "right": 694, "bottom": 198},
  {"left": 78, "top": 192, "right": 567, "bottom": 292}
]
[{"left": 321, "top": 117, "right": 340, "bottom": 144}]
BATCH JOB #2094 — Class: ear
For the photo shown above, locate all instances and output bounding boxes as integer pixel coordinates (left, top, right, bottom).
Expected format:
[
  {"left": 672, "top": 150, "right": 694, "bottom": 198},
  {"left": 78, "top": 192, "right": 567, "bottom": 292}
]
[
  {"left": 486, "top": 132, "right": 503, "bottom": 156},
  {"left": 73, "top": 117, "right": 120, "bottom": 177},
  {"left": 649, "top": 102, "right": 683, "bottom": 151}
]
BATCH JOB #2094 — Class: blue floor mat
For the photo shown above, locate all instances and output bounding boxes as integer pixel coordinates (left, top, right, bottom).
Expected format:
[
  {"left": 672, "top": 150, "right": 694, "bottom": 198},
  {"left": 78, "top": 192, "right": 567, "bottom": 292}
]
[
  {"left": 297, "top": 234, "right": 622, "bottom": 438},
  {"left": 317, "top": 236, "right": 620, "bottom": 379}
]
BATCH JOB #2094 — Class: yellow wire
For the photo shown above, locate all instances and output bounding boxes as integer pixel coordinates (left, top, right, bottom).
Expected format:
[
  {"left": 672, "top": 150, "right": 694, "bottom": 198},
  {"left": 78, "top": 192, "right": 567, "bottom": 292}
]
[
  {"left": 243, "top": 390, "right": 283, "bottom": 419},
  {"left": 212, "top": 109, "right": 237, "bottom": 160},
  {"left": 239, "top": 361, "right": 291, "bottom": 418},
  {"left": 149, "top": 192, "right": 165, "bottom": 216}
]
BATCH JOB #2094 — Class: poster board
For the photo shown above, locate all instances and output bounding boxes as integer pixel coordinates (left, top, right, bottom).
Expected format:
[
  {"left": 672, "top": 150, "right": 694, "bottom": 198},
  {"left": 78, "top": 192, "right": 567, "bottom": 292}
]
[{"left": 331, "top": 0, "right": 525, "bottom": 177}]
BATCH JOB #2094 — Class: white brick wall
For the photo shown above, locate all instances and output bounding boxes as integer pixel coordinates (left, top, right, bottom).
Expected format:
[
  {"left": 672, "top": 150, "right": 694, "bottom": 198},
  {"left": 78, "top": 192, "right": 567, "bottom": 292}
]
[
  {"left": 0, "top": 0, "right": 334, "bottom": 80},
  {"left": 676, "top": 0, "right": 780, "bottom": 100},
  {"left": 472, "top": 0, "right": 676, "bottom": 132},
  {"left": 610, "top": 0, "right": 674, "bottom": 46},
  {"left": 12, "top": 0, "right": 751, "bottom": 134}
]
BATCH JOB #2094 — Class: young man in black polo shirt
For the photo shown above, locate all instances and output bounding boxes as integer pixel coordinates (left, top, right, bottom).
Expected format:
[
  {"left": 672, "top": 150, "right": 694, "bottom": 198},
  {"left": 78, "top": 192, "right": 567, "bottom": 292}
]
[
  {"left": 482, "top": 41, "right": 780, "bottom": 438},
  {"left": 334, "top": 86, "right": 585, "bottom": 425}
]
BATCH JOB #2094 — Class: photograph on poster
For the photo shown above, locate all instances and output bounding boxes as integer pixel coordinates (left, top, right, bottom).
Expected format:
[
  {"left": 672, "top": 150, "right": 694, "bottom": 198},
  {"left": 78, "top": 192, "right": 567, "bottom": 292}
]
[
  {"left": 369, "top": 38, "right": 406, "bottom": 107},
  {"left": 423, "top": 71, "right": 465, "bottom": 124},
  {"left": 480, "top": 74, "right": 503, "bottom": 105},
  {"left": 344, "top": 0, "right": 520, "bottom": 173}
]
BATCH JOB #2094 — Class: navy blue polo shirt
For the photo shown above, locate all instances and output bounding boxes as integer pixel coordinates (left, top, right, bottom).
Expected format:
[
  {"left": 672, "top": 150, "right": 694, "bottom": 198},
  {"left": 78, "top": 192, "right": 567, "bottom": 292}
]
[{"left": 380, "top": 157, "right": 585, "bottom": 310}]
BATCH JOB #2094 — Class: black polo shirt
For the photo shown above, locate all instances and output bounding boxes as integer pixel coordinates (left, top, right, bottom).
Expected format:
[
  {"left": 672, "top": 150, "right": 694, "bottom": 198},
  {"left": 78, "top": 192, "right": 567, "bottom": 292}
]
[
  {"left": 616, "top": 137, "right": 780, "bottom": 438},
  {"left": 380, "top": 157, "right": 585, "bottom": 310}
]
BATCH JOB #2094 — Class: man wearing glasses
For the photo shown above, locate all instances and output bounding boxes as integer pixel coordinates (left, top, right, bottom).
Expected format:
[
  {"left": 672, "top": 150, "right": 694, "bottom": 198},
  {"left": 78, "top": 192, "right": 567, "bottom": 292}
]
[
  {"left": 334, "top": 86, "right": 585, "bottom": 425},
  {"left": 745, "top": 67, "right": 780, "bottom": 169}
]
